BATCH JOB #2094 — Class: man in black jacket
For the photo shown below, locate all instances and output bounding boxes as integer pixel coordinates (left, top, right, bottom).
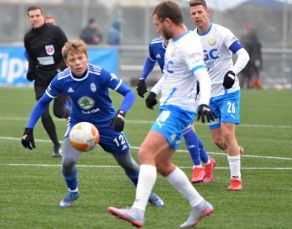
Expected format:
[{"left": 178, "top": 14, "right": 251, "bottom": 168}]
[
  {"left": 79, "top": 18, "right": 103, "bottom": 45},
  {"left": 240, "top": 22, "right": 263, "bottom": 89},
  {"left": 24, "top": 5, "right": 70, "bottom": 157}
]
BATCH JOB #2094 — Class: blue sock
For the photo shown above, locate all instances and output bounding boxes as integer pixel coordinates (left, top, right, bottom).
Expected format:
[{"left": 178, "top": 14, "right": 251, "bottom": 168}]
[
  {"left": 63, "top": 169, "right": 78, "bottom": 191},
  {"left": 126, "top": 171, "right": 139, "bottom": 186},
  {"left": 198, "top": 138, "right": 209, "bottom": 164},
  {"left": 183, "top": 127, "right": 201, "bottom": 166}
]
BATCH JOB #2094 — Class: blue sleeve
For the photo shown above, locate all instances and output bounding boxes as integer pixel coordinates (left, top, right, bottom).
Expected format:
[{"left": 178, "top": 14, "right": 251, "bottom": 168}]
[
  {"left": 140, "top": 56, "right": 156, "bottom": 79},
  {"left": 46, "top": 75, "right": 63, "bottom": 98},
  {"left": 116, "top": 83, "right": 136, "bottom": 112},
  {"left": 140, "top": 44, "right": 156, "bottom": 80},
  {"left": 26, "top": 94, "right": 52, "bottom": 128},
  {"left": 101, "top": 68, "right": 136, "bottom": 113},
  {"left": 229, "top": 40, "right": 243, "bottom": 54}
]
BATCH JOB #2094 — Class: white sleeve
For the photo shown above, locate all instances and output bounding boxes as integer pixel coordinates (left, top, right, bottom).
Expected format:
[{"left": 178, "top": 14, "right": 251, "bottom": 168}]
[
  {"left": 194, "top": 68, "right": 211, "bottom": 105},
  {"left": 151, "top": 76, "right": 165, "bottom": 95},
  {"left": 231, "top": 48, "right": 250, "bottom": 75}
]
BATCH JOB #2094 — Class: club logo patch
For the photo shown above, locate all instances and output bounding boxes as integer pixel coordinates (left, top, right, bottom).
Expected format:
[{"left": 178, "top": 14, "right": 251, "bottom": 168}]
[
  {"left": 78, "top": 96, "right": 95, "bottom": 110},
  {"left": 45, "top": 45, "right": 55, "bottom": 55},
  {"left": 208, "top": 38, "right": 216, "bottom": 46},
  {"left": 90, "top": 83, "right": 96, "bottom": 92}
]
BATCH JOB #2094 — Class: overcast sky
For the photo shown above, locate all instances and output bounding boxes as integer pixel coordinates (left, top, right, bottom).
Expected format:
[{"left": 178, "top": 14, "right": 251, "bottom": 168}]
[
  {"left": 185, "top": 0, "right": 292, "bottom": 11},
  {"left": 205, "top": 0, "right": 248, "bottom": 10},
  {"left": 180, "top": 0, "right": 250, "bottom": 10}
]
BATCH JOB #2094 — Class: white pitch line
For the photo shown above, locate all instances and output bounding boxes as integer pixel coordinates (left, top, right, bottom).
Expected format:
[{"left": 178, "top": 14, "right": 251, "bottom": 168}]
[
  {"left": 0, "top": 163, "right": 292, "bottom": 170},
  {"left": 1, "top": 136, "right": 292, "bottom": 161},
  {"left": 132, "top": 146, "right": 292, "bottom": 161},
  {"left": 0, "top": 117, "right": 291, "bottom": 129}
]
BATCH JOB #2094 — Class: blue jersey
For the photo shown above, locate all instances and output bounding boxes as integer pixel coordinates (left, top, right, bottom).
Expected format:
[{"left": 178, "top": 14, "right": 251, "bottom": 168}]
[
  {"left": 140, "top": 36, "right": 166, "bottom": 79},
  {"left": 27, "top": 64, "right": 135, "bottom": 129}
]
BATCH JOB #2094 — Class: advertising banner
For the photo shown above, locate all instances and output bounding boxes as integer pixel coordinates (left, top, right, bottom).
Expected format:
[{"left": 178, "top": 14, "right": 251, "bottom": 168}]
[{"left": 0, "top": 46, "right": 118, "bottom": 86}]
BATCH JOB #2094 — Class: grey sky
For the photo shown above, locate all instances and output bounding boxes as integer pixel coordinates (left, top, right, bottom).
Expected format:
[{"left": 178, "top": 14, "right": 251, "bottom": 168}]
[{"left": 186, "top": 0, "right": 291, "bottom": 11}]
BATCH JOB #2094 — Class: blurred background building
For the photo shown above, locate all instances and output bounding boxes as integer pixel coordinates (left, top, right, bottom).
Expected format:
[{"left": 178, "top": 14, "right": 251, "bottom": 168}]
[{"left": 0, "top": 0, "right": 291, "bottom": 89}]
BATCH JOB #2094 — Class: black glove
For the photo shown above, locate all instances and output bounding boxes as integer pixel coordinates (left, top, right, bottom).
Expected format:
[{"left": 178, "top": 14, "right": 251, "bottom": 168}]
[
  {"left": 21, "top": 128, "right": 35, "bottom": 150},
  {"left": 136, "top": 79, "right": 148, "bottom": 98},
  {"left": 26, "top": 71, "right": 35, "bottom": 81},
  {"left": 223, "top": 70, "right": 236, "bottom": 89},
  {"left": 197, "top": 104, "right": 215, "bottom": 123},
  {"left": 145, "top": 92, "right": 157, "bottom": 109},
  {"left": 110, "top": 109, "right": 126, "bottom": 132}
]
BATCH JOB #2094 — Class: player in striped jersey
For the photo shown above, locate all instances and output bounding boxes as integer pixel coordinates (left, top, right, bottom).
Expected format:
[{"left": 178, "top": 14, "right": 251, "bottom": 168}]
[
  {"left": 189, "top": 0, "right": 250, "bottom": 190},
  {"left": 137, "top": 35, "right": 216, "bottom": 183},
  {"left": 21, "top": 39, "right": 164, "bottom": 208}
]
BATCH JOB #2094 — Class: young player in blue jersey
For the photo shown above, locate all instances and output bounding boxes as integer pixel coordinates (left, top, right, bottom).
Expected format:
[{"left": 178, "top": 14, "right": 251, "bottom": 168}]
[
  {"left": 136, "top": 35, "right": 216, "bottom": 184},
  {"left": 21, "top": 39, "right": 164, "bottom": 208},
  {"left": 108, "top": 2, "right": 215, "bottom": 228},
  {"left": 189, "top": 0, "right": 250, "bottom": 191}
]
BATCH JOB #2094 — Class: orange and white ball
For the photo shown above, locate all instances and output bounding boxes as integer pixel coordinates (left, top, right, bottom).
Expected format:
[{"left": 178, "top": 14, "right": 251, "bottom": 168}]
[{"left": 69, "top": 122, "right": 99, "bottom": 152}]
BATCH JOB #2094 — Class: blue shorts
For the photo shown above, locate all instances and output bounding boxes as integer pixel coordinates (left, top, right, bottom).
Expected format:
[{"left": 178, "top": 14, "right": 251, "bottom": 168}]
[
  {"left": 151, "top": 105, "right": 195, "bottom": 149},
  {"left": 209, "top": 90, "right": 240, "bottom": 129},
  {"left": 65, "top": 125, "right": 130, "bottom": 155}
]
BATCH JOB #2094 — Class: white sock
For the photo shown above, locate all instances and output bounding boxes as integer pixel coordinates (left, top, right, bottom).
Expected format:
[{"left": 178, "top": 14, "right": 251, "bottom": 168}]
[
  {"left": 132, "top": 164, "right": 157, "bottom": 211},
  {"left": 69, "top": 187, "right": 79, "bottom": 192},
  {"left": 227, "top": 155, "right": 241, "bottom": 179},
  {"left": 204, "top": 156, "right": 211, "bottom": 165},
  {"left": 166, "top": 167, "right": 204, "bottom": 208}
]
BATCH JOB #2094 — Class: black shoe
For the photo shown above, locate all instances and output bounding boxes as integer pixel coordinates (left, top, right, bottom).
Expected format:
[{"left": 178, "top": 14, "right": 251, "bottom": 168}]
[{"left": 52, "top": 147, "right": 62, "bottom": 158}]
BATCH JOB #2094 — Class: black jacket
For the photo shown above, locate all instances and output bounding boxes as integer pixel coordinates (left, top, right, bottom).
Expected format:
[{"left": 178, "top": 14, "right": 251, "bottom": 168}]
[{"left": 24, "top": 23, "right": 68, "bottom": 86}]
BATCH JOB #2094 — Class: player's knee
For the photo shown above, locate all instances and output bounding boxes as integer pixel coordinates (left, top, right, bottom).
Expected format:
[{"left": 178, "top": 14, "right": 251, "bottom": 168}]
[
  {"left": 53, "top": 108, "right": 65, "bottom": 119},
  {"left": 62, "top": 160, "right": 76, "bottom": 176},
  {"left": 138, "top": 153, "right": 155, "bottom": 165},
  {"left": 221, "top": 130, "right": 234, "bottom": 144},
  {"left": 138, "top": 147, "right": 150, "bottom": 163}
]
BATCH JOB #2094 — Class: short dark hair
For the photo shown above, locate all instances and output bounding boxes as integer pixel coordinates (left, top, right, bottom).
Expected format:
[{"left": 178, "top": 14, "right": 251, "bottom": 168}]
[
  {"left": 26, "top": 5, "right": 44, "bottom": 15},
  {"left": 89, "top": 18, "right": 96, "bottom": 24},
  {"left": 152, "top": 1, "right": 183, "bottom": 25},
  {"left": 189, "top": 0, "right": 208, "bottom": 8}
]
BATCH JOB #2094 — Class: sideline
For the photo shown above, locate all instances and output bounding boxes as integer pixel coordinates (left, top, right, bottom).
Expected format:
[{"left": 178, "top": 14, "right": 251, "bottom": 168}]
[{"left": 0, "top": 116, "right": 291, "bottom": 129}]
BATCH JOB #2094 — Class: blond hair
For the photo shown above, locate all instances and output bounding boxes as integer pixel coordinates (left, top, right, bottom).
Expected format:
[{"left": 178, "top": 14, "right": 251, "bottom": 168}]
[{"left": 62, "top": 39, "right": 88, "bottom": 60}]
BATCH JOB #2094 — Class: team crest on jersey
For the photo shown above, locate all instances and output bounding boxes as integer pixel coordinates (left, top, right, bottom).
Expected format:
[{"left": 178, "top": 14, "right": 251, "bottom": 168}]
[
  {"left": 90, "top": 83, "right": 97, "bottom": 92},
  {"left": 45, "top": 45, "right": 55, "bottom": 55},
  {"left": 78, "top": 96, "right": 95, "bottom": 110},
  {"left": 208, "top": 38, "right": 216, "bottom": 46}
]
